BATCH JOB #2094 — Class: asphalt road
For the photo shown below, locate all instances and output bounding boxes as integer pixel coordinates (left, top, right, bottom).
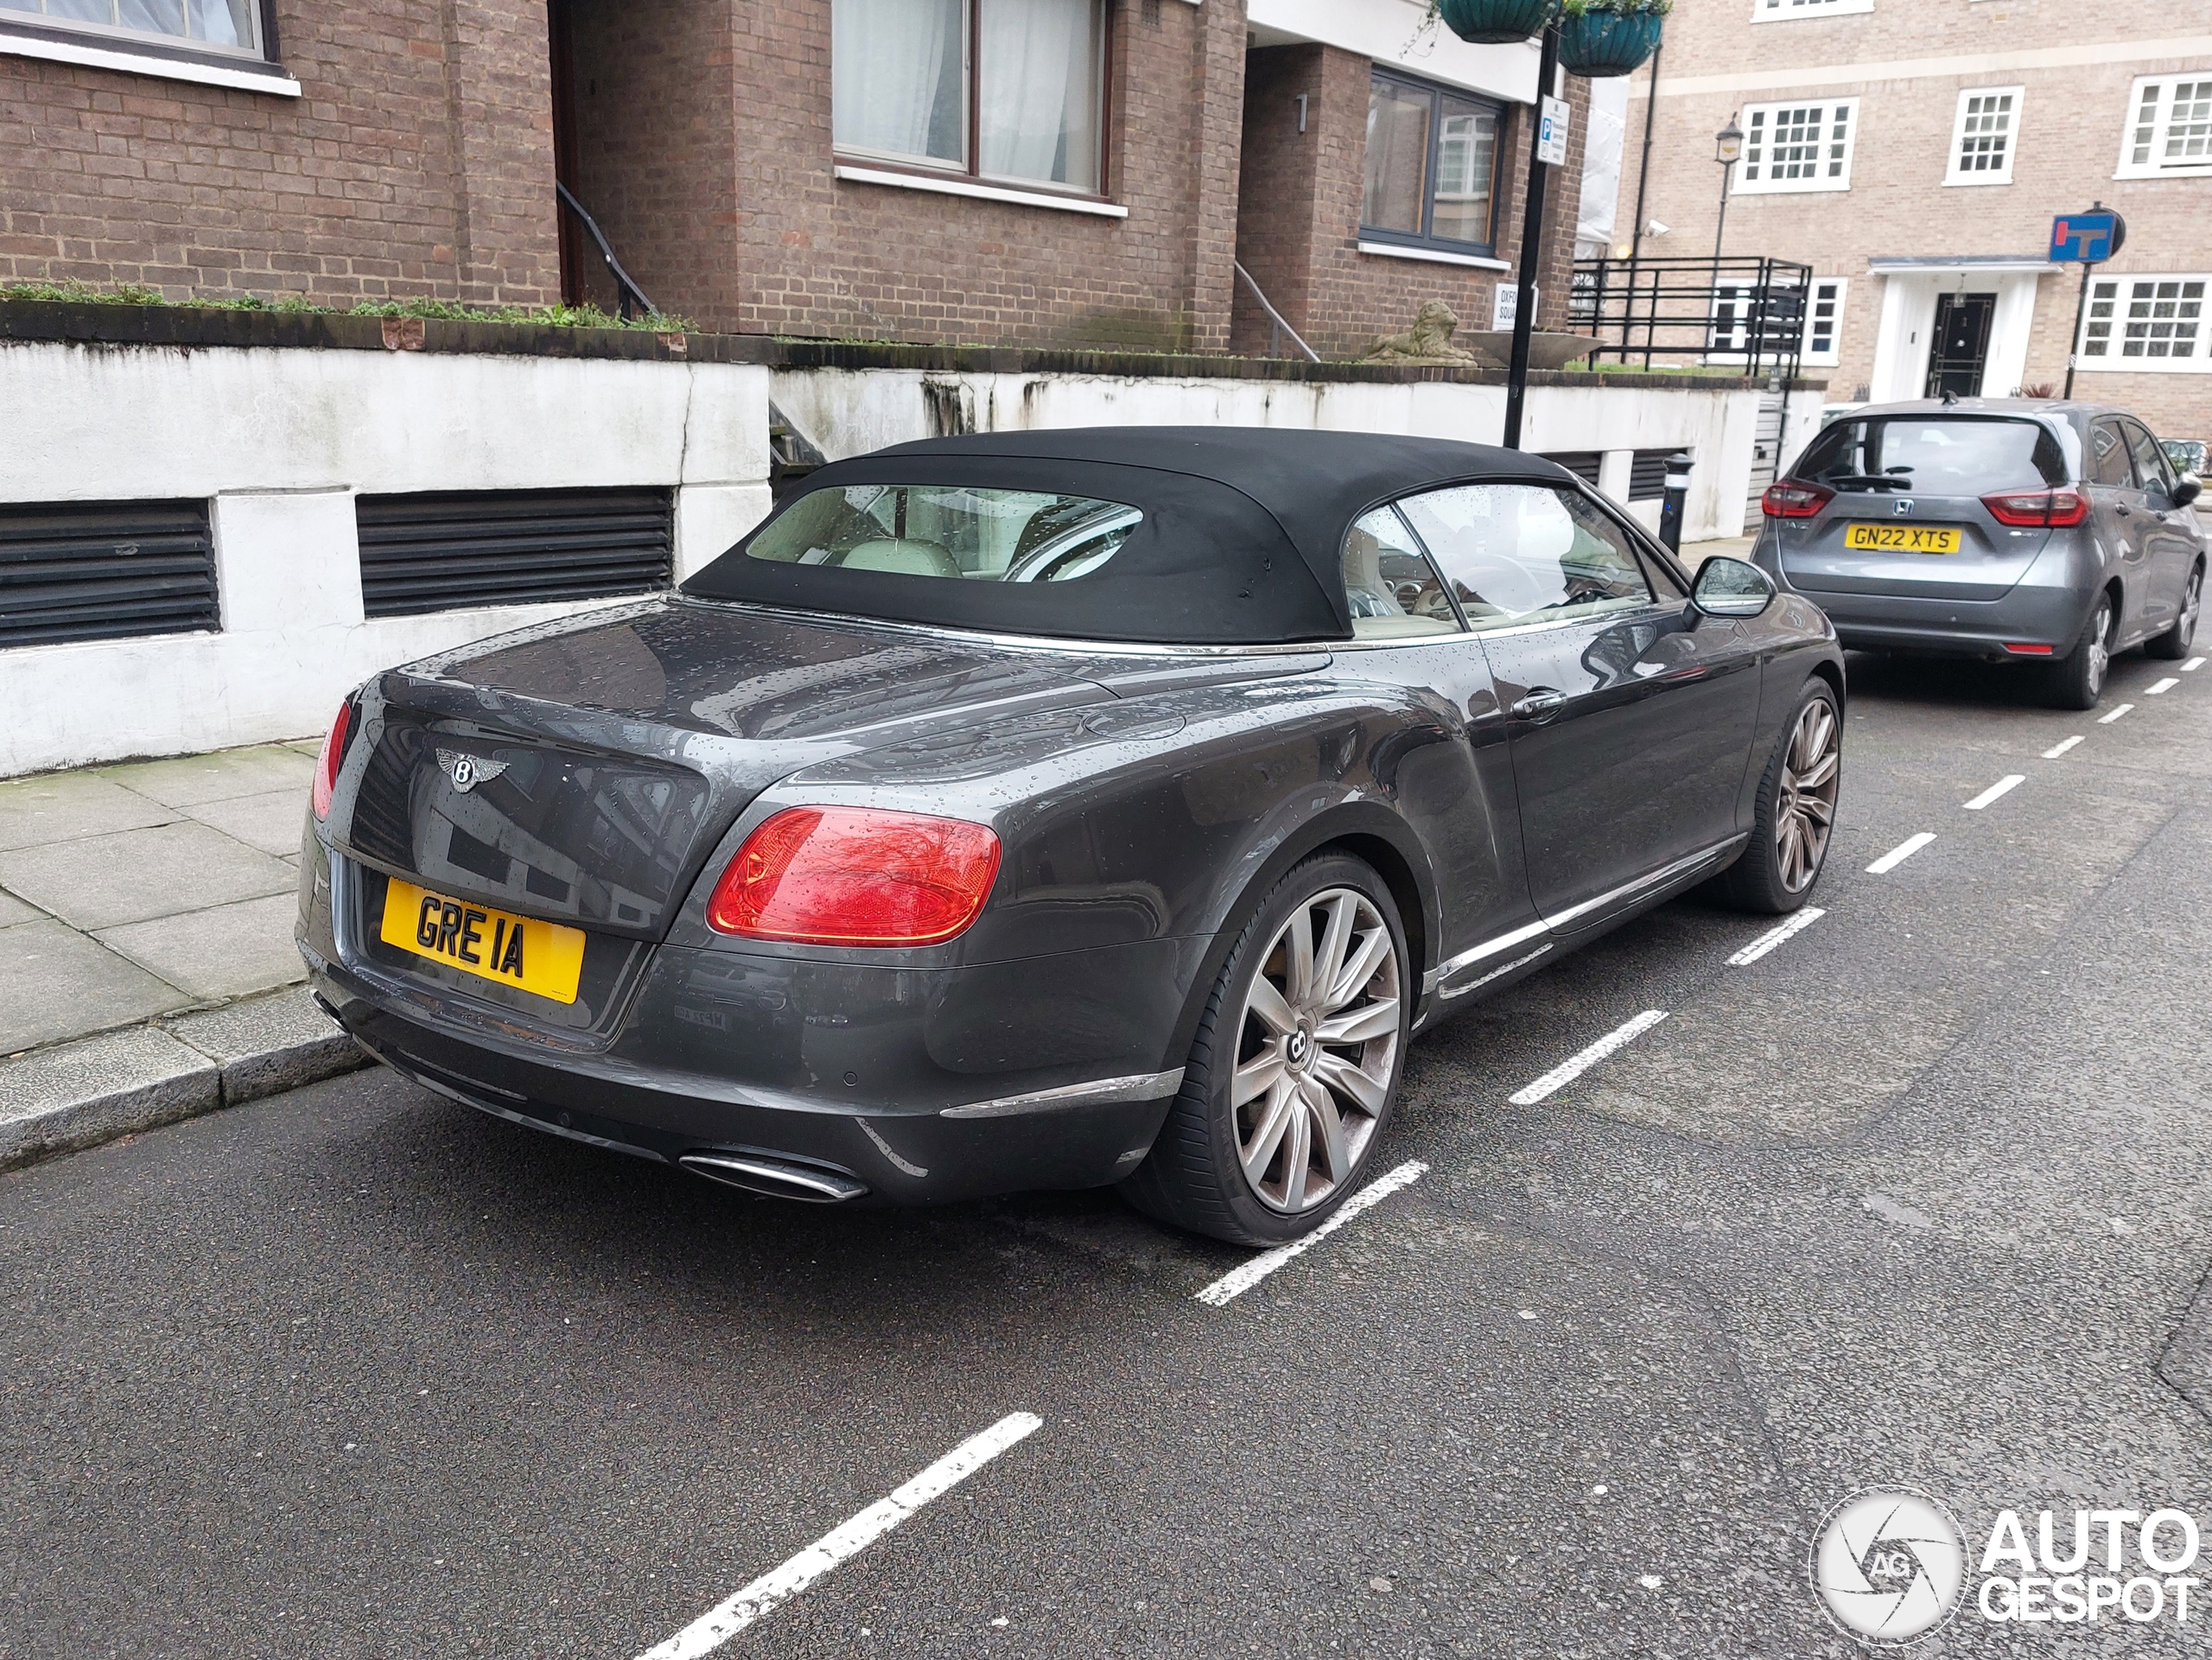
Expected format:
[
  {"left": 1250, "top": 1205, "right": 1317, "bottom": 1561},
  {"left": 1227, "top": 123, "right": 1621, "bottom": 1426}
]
[{"left": 5, "top": 646, "right": 2212, "bottom": 1659}]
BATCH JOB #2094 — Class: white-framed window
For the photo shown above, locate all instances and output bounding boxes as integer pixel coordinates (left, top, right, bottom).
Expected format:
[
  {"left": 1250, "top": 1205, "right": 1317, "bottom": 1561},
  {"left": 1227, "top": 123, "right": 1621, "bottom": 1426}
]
[
  {"left": 832, "top": 0, "right": 1109, "bottom": 197},
  {"left": 1802, "top": 278, "right": 1847, "bottom": 365},
  {"left": 2116, "top": 73, "right": 2212, "bottom": 179},
  {"left": 2076, "top": 276, "right": 2209, "bottom": 372},
  {"left": 1751, "top": 0, "right": 1873, "bottom": 21},
  {"left": 1946, "top": 87, "right": 2020, "bottom": 185},
  {"left": 0, "top": 0, "right": 264, "bottom": 57},
  {"left": 1735, "top": 99, "right": 1859, "bottom": 194}
]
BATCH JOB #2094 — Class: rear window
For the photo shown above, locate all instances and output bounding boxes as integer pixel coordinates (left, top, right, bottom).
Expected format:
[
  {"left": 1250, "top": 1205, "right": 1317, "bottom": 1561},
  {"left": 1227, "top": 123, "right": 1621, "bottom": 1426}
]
[
  {"left": 741, "top": 486, "right": 1141, "bottom": 584},
  {"left": 1796, "top": 417, "right": 2067, "bottom": 493}
]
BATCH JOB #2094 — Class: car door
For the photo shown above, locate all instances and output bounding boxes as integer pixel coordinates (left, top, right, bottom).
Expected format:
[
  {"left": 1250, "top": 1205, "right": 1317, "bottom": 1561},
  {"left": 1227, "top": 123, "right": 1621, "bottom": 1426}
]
[
  {"left": 2123, "top": 419, "right": 2205, "bottom": 632},
  {"left": 1396, "top": 480, "right": 1763, "bottom": 932},
  {"left": 2087, "top": 418, "right": 2152, "bottom": 640},
  {"left": 1337, "top": 506, "right": 1539, "bottom": 981}
]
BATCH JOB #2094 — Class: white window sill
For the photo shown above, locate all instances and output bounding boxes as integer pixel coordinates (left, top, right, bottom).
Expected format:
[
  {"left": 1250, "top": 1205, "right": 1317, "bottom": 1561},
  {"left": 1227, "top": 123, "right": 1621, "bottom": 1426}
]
[
  {"left": 1750, "top": 0, "right": 1872, "bottom": 19},
  {"left": 0, "top": 28, "right": 298, "bottom": 94},
  {"left": 1357, "top": 240, "right": 1511, "bottom": 271},
  {"left": 833, "top": 164, "right": 1128, "bottom": 219},
  {"left": 2072, "top": 358, "right": 2212, "bottom": 376},
  {"left": 2113, "top": 165, "right": 2212, "bottom": 181},
  {"left": 1943, "top": 175, "right": 2014, "bottom": 188},
  {"left": 1733, "top": 181, "right": 1853, "bottom": 196}
]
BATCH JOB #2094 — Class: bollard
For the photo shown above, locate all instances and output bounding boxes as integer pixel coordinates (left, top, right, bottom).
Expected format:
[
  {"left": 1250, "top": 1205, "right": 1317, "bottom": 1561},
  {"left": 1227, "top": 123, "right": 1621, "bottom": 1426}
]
[{"left": 1658, "top": 451, "right": 1694, "bottom": 554}]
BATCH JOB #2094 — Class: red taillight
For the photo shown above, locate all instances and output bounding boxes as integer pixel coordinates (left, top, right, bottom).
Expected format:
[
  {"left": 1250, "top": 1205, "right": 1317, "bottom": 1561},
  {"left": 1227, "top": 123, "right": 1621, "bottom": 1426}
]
[
  {"left": 2002, "top": 642, "right": 2054, "bottom": 656},
  {"left": 1981, "top": 487, "right": 2090, "bottom": 528},
  {"left": 1762, "top": 480, "right": 1834, "bottom": 518},
  {"left": 706, "top": 806, "right": 1002, "bottom": 945},
  {"left": 311, "top": 700, "right": 352, "bottom": 821}
]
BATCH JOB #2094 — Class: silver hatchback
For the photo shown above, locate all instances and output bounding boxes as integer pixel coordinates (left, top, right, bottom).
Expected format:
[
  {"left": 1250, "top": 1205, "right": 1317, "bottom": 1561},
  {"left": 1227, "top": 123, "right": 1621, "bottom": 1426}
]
[{"left": 1751, "top": 399, "right": 2205, "bottom": 708}]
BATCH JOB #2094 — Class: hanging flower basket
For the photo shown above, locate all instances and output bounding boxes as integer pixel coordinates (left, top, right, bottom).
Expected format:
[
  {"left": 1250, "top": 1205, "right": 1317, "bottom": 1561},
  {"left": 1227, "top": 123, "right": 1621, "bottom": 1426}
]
[
  {"left": 1433, "top": 0, "right": 1561, "bottom": 45},
  {"left": 1558, "top": 1, "right": 1667, "bottom": 78}
]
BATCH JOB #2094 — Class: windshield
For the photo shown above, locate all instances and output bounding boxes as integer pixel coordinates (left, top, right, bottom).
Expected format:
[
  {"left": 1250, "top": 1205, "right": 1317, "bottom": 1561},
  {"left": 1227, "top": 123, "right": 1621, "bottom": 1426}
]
[
  {"left": 1796, "top": 417, "right": 2068, "bottom": 493},
  {"left": 737, "top": 486, "right": 1141, "bottom": 583}
]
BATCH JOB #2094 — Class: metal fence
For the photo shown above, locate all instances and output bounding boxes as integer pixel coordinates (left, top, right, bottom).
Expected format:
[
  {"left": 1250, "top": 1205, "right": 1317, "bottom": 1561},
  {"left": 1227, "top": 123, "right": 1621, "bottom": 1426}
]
[{"left": 1569, "top": 256, "right": 1814, "bottom": 382}]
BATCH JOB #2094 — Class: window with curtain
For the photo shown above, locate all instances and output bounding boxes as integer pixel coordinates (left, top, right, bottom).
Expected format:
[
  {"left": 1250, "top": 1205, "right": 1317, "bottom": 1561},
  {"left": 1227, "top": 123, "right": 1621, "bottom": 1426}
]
[
  {"left": 833, "top": 0, "right": 1107, "bottom": 194},
  {"left": 1361, "top": 70, "right": 1500, "bottom": 255},
  {"left": 1, "top": 0, "right": 262, "bottom": 54}
]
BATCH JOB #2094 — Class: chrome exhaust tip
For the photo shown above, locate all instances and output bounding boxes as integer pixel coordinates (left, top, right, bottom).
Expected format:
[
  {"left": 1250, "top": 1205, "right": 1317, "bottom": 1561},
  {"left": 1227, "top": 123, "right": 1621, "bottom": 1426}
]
[{"left": 678, "top": 1151, "right": 868, "bottom": 1204}]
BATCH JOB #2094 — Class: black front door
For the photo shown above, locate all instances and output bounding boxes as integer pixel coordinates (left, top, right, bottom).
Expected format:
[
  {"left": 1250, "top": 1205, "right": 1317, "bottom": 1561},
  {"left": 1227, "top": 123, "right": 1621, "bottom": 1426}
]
[
  {"left": 1397, "top": 482, "right": 1763, "bottom": 929},
  {"left": 1925, "top": 292, "right": 1997, "bottom": 398}
]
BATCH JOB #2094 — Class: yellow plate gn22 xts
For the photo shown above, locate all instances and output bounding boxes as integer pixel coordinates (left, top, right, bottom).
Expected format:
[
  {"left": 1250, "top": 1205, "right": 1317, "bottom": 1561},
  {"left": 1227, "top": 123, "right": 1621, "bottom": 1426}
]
[
  {"left": 1844, "top": 523, "right": 1961, "bottom": 555},
  {"left": 379, "top": 878, "right": 587, "bottom": 1004}
]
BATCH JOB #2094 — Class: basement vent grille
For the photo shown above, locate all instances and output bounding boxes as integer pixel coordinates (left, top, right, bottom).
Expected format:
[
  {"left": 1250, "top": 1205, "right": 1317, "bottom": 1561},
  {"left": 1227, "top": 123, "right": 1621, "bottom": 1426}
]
[
  {"left": 1630, "top": 448, "right": 1689, "bottom": 501},
  {"left": 1541, "top": 452, "right": 1604, "bottom": 487},
  {"left": 0, "top": 499, "right": 219, "bottom": 650},
  {"left": 354, "top": 487, "right": 675, "bottom": 618}
]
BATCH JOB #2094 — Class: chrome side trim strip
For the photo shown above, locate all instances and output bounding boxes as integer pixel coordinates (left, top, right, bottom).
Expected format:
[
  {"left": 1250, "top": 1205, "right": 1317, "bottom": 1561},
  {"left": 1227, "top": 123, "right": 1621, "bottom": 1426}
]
[
  {"left": 1422, "top": 919, "right": 1552, "bottom": 996},
  {"left": 1544, "top": 836, "right": 1749, "bottom": 933},
  {"left": 1435, "top": 944, "right": 1553, "bottom": 1002},
  {"left": 940, "top": 1068, "right": 1185, "bottom": 1120}
]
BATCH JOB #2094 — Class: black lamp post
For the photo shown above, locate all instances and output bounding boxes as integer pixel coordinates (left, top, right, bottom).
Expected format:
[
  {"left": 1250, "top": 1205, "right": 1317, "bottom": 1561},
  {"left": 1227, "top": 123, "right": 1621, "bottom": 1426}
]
[
  {"left": 1502, "top": 23, "right": 1562, "bottom": 451},
  {"left": 1712, "top": 117, "right": 1743, "bottom": 268}
]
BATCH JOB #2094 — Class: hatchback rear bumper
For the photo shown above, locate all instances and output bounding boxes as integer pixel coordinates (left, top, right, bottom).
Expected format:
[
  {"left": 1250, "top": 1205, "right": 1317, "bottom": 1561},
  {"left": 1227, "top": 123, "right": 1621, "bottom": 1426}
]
[{"left": 1798, "top": 582, "right": 2091, "bottom": 658}]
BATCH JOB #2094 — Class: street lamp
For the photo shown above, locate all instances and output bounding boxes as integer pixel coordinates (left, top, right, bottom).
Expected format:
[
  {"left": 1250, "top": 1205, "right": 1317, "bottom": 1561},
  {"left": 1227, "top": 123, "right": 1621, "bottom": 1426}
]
[{"left": 1713, "top": 117, "right": 1743, "bottom": 267}]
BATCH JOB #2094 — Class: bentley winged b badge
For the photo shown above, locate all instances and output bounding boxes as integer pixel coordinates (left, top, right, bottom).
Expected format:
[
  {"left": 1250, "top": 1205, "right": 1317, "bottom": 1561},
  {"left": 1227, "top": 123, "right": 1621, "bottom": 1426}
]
[{"left": 436, "top": 748, "right": 510, "bottom": 794}]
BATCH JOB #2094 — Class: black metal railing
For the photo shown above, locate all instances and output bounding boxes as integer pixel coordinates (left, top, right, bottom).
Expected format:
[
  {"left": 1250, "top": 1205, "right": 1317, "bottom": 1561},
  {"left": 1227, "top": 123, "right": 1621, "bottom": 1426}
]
[
  {"left": 1569, "top": 255, "right": 1814, "bottom": 382},
  {"left": 556, "top": 181, "right": 657, "bottom": 321}
]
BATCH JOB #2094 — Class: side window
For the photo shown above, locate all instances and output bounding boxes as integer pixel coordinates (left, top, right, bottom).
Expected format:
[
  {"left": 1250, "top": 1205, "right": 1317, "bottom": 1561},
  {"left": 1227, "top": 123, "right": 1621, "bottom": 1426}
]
[
  {"left": 1342, "top": 509, "right": 1462, "bottom": 639},
  {"left": 2125, "top": 422, "right": 2177, "bottom": 498},
  {"left": 2089, "top": 422, "right": 2136, "bottom": 488},
  {"left": 1397, "top": 485, "right": 1652, "bottom": 631}
]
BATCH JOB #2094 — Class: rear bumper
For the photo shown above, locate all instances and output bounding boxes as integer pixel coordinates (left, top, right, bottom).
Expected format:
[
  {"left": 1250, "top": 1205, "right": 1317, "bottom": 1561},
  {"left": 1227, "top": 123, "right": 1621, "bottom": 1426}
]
[{"left": 299, "top": 842, "right": 1193, "bottom": 1205}]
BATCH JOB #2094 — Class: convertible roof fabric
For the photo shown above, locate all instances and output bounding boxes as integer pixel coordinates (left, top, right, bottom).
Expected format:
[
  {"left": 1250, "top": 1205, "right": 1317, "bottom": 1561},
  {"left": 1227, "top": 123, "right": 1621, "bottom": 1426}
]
[{"left": 683, "top": 426, "right": 1567, "bottom": 646}]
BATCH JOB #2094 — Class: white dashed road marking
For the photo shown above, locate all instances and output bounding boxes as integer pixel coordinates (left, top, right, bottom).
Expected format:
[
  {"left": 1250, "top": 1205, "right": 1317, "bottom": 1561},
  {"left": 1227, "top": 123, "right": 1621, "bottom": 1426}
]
[
  {"left": 2183, "top": 657, "right": 2205, "bottom": 671},
  {"left": 1963, "top": 775, "right": 2025, "bottom": 811},
  {"left": 2147, "top": 677, "right": 2180, "bottom": 696},
  {"left": 2098, "top": 703, "right": 2134, "bottom": 724},
  {"left": 1508, "top": 1011, "right": 1669, "bottom": 1107},
  {"left": 1728, "top": 907, "right": 1826, "bottom": 966},
  {"left": 1866, "top": 833, "right": 1936, "bottom": 875},
  {"left": 635, "top": 1413, "right": 1045, "bottom": 1659},
  {"left": 2043, "top": 736, "right": 2083, "bottom": 759},
  {"left": 1195, "top": 1160, "right": 1429, "bottom": 1307}
]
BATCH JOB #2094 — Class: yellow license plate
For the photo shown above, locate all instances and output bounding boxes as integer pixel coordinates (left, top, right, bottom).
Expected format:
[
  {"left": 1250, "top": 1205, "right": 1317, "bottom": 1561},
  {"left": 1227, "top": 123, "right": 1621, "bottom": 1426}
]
[
  {"left": 379, "top": 879, "right": 586, "bottom": 1005},
  {"left": 1845, "top": 522, "right": 1961, "bottom": 555}
]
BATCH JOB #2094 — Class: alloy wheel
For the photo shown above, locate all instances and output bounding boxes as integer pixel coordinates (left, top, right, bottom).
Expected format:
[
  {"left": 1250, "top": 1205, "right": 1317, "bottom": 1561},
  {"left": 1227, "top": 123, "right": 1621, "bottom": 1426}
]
[
  {"left": 1230, "top": 888, "right": 1402, "bottom": 1214},
  {"left": 2088, "top": 601, "right": 2112, "bottom": 697},
  {"left": 2182, "top": 570, "right": 2202, "bottom": 651},
  {"left": 1776, "top": 697, "right": 1840, "bottom": 894}
]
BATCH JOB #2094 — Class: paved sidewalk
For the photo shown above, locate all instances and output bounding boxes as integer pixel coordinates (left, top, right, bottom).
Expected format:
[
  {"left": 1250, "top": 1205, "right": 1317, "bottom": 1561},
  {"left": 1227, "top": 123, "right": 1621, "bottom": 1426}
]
[{"left": 0, "top": 741, "right": 370, "bottom": 1169}]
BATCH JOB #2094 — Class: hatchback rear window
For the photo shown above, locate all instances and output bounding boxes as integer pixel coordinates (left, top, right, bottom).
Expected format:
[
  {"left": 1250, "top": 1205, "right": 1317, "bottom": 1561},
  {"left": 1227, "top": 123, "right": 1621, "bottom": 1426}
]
[
  {"left": 740, "top": 486, "right": 1141, "bottom": 583},
  {"left": 1796, "top": 417, "right": 2067, "bottom": 493}
]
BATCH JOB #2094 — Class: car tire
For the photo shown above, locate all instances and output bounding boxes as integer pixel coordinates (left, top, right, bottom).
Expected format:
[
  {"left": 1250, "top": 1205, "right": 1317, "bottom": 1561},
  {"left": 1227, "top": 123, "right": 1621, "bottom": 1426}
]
[
  {"left": 1713, "top": 678, "right": 1841, "bottom": 915},
  {"left": 2050, "top": 592, "right": 2114, "bottom": 710},
  {"left": 1120, "top": 853, "right": 1409, "bottom": 1247},
  {"left": 2145, "top": 563, "right": 2202, "bottom": 661}
]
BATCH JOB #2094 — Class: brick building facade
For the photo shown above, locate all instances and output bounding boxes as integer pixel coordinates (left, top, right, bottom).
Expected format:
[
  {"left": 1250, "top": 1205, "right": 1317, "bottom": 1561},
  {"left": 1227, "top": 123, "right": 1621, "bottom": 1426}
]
[
  {"left": 1626, "top": 0, "right": 2212, "bottom": 440},
  {"left": 3, "top": 0, "right": 1598, "bottom": 358}
]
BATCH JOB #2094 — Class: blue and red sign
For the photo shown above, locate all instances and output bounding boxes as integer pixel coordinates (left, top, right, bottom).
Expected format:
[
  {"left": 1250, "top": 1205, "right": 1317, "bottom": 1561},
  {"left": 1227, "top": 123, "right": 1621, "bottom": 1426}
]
[{"left": 2050, "top": 210, "right": 2126, "bottom": 264}]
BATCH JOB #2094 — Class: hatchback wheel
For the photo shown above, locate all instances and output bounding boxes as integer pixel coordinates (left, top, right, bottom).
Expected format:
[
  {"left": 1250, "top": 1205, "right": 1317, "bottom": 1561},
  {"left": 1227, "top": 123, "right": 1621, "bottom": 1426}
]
[
  {"left": 2146, "top": 563, "right": 2202, "bottom": 661},
  {"left": 1121, "top": 854, "right": 1408, "bottom": 1246},
  {"left": 1714, "top": 679, "right": 1840, "bottom": 914},
  {"left": 2052, "top": 594, "right": 2114, "bottom": 709}
]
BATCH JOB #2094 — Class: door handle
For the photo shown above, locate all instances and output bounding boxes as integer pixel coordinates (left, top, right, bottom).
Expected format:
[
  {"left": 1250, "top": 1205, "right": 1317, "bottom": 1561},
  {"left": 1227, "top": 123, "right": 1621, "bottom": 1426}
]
[
  {"left": 2116, "top": 505, "right": 2133, "bottom": 517},
  {"left": 1511, "top": 689, "right": 1571, "bottom": 719}
]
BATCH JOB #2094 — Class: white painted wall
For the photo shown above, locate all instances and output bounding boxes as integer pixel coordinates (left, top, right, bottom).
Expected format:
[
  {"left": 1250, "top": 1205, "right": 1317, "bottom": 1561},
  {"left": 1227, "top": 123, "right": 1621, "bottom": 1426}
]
[
  {"left": 770, "top": 366, "right": 1765, "bottom": 543},
  {"left": 1248, "top": 0, "right": 1541, "bottom": 104},
  {"left": 0, "top": 341, "right": 774, "bottom": 778}
]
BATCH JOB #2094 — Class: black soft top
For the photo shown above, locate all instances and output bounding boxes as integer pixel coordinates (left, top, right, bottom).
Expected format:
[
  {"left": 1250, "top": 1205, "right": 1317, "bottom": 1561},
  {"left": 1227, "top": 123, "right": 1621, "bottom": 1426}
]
[{"left": 683, "top": 426, "right": 1566, "bottom": 646}]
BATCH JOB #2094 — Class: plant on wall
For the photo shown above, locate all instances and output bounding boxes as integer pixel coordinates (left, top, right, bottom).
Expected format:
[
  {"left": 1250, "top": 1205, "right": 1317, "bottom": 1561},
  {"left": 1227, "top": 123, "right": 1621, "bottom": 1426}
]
[{"left": 1558, "top": 0, "right": 1670, "bottom": 78}]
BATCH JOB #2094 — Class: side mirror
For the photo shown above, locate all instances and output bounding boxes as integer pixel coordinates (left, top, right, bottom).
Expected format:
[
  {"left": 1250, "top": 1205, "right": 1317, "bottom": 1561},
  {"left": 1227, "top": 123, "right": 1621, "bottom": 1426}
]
[
  {"left": 2173, "top": 474, "right": 2202, "bottom": 509},
  {"left": 1693, "top": 556, "right": 1776, "bottom": 620}
]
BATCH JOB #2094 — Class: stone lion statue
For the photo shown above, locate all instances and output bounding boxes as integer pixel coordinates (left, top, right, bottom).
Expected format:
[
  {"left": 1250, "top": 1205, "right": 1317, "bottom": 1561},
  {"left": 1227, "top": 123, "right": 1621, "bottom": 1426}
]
[{"left": 1359, "top": 298, "right": 1475, "bottom": 365}]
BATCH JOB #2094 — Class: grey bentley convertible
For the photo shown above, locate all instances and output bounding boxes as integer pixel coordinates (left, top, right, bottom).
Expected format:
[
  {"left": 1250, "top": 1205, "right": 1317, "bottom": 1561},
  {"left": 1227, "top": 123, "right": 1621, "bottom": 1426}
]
[{"left": 298, "top": 429, "right": 1844, "bottom": 1245}]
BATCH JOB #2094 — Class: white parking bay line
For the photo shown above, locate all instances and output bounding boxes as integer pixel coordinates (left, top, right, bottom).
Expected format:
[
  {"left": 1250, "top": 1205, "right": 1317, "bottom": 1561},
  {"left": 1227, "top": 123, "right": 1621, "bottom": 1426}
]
[
  {"left": 1728, "top": 906, "right": 1826, "bottom": 966},
  {"left": 1964, "top": 775, "right": 2026, "bottom": 811},
  {"left": 1195, "top": 1160, "right": 1428, "bottom": 1307},
  {"left": 1508, "top": 1011, "right": 1669, "bottom": 1107},
  {"left": 2043, "top": 736, "right": 2083, "bottom": 759},
  {"left": 2147, "top": 677, "right": 2180, "bottom": 696},
  {"left": 2184, "top": 658, "right": 2205, "bottom": 671},
  {"left": 1867, "top": 832, "right": 1936, "bottom": 875},
  {"left": 2098, "top": 703, "right": 2135, "bottom": 724},
  {"left": 635, "top": 1413, "right": 1044, "bottom": 1660}
]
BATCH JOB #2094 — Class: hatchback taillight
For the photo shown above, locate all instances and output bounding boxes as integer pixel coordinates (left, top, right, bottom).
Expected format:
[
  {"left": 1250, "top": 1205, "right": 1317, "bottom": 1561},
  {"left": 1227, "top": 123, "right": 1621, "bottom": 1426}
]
[
  {"left": 1762, "top": 480, "right": 1834, "bottom": 518},
  {"left": 1980, "top": 487, "right": 2091, "bottom": 528},
  {"left": 311, "top": 700, "right": 353, "bottom": 821},
  {"left": 706, "top": 806, "right": 1002, "bottom": 945}
]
